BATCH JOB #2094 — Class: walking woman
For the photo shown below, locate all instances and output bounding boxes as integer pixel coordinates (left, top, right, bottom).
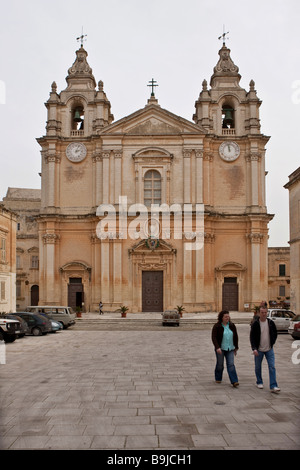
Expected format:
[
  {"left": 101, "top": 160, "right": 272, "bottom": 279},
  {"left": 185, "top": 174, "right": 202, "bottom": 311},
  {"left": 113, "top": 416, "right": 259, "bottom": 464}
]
[{"left": 211, "top": 310, "right": 239, "bottom": 387}]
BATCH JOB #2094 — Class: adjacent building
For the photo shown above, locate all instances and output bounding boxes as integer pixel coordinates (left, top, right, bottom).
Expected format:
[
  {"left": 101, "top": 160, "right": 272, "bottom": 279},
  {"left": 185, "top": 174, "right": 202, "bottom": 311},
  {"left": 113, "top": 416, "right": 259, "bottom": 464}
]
[
  {"left": 0, "top": 204, "right": 17, "bottom": 312},
  {"left": 268, "top": 247, "right": 290, "bottom": 305},
  {"left": 2, "top": 188, "right": 41, "bottom": 310},
  {"left": 284, "top": 167, "right": 300, "bottom": 313}
]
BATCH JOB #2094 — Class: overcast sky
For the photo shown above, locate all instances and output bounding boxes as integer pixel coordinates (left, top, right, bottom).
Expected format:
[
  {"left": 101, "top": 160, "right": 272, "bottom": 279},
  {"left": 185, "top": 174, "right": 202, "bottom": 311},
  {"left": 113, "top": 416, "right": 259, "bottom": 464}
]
[{"left": 0, "top": 0, "right": 299, "bottom": 247}]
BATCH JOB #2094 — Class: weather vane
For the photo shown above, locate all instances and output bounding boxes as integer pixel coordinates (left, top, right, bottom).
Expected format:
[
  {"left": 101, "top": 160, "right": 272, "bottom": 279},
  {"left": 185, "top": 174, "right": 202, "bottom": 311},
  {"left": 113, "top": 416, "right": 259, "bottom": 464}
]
[
  {"left": 147, "top": 78, "right": 158, "bottom": 97},
  {"left": 218, "top": 25, "right": 229, "bottom": 45},
  {"left": 77, "top": 27, "right": 87, "bottom": 47}
]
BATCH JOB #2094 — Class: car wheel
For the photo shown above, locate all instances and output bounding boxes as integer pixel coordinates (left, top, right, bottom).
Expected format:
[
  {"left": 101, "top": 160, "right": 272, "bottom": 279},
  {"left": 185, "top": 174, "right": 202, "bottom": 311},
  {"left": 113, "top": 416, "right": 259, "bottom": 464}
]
[
  {"left": 32, "top": 327, "right": 42, "bottom": 336},
  {"left": 3, "top": 334, "right": 16, "bottom": 343}
]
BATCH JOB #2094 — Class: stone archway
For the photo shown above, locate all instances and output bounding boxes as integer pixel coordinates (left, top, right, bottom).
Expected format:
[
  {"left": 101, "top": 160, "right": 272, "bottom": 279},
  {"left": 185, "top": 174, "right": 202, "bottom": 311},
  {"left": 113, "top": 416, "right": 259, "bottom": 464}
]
[
  {"left": 215, "top": 262, "right": 247, "bottom": 312},
  {"left": 59, "top": 261, "right": 91, "bottom": 311},
  {"left": 129, "top": 239, "right": 176, "bottom": 312}
]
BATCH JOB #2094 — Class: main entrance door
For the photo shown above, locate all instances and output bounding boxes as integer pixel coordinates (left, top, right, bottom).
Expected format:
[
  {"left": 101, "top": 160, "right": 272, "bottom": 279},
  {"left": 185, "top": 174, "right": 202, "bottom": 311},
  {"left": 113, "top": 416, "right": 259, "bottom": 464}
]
[
  {"left": 222, "top": 277, "right": 238, "bottom": 311},
  {"left": 142, "top": 271, "right": 163, "bottom": 312}
]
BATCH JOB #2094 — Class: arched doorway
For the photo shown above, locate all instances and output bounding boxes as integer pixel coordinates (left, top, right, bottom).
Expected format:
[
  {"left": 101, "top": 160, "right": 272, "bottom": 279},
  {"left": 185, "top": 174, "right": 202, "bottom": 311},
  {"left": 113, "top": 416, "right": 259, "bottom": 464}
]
[{"left": 30, "top": 285, "right": 39, "bottom": 306}]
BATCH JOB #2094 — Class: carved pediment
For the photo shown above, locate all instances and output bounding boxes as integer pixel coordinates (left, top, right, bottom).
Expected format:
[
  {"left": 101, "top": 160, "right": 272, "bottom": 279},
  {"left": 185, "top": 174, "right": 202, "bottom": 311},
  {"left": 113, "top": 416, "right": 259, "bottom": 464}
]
[
  {"left": 129, "top": 238, "right": 176, "bottom": 255},
  {"left": 127, "top": 118, "right": 181, "bottom": 135},
  {"left": 100, "top": 105, "right": 207, "bottom": 136}
]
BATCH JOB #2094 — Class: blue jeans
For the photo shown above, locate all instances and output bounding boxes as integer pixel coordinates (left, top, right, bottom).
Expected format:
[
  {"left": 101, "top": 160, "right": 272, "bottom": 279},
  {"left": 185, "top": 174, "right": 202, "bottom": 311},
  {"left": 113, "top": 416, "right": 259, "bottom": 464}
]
[
  {"left": 254, "top": 348, "right": 278, "bottom": 389},
  {"left": 215, "top": 349, "right": 238, "bottom": 384}
]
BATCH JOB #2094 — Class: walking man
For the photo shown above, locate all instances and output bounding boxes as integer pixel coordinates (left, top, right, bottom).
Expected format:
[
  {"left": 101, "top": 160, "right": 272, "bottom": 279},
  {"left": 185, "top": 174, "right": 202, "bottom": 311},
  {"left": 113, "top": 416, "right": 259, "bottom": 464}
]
[
  {"left": 250, "top": 305, "right": 280, "bottom": 392},
  {"left": 99, "top": 301, "right": 103, "bottom": 315}
]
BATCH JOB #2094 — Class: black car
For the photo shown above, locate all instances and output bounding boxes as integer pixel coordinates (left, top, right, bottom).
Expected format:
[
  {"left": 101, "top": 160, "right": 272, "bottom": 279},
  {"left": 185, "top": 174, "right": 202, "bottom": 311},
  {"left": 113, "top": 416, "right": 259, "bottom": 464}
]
[
  {"left": 4, "top": 314, "right": 29, "bottom": 337},
  {"left": 11, "top": 312, "right": 52, "bottom": 336}
]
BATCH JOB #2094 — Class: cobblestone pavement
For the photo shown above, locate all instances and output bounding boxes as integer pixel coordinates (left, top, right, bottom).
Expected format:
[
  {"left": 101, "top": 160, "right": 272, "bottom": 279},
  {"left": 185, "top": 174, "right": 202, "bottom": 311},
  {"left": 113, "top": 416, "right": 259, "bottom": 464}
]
[{"left": 0, "top": 320, "right": 299, "bottom": 450}]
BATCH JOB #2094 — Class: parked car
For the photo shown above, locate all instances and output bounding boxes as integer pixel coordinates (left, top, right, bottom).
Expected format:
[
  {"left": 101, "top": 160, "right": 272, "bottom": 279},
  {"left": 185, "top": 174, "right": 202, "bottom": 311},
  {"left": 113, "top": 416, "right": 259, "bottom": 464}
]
[
  {"left": 288, "top": 314, "right": 300, "bottom": 339},
  {"left": 36, "top": 312, "right": 62, "bottom": 333},
  {"left": 11, "top": 312, "right": 52, "bottom": 336},
  {"left": 267, "top": 309, "right": 296, "bottom": 331},
  {"left": 0, "top": 316, "right": 21, "bottom": 343},
  {"left": 3, "top": 314, "right": 29, "bottom": 337},
  {"left": 49, "top": 319, "right": 63, "bottom": 333},
  {"left": 162, "top": 310, "right": 180, "bottom": 327},
  {"left": 26, "top": 306, "right": 76, "bottom": 329}
]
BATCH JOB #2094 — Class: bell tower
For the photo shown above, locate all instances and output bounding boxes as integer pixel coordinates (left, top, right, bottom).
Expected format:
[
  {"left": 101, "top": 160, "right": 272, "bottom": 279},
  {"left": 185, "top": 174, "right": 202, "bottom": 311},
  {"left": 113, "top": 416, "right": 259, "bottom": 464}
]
[
  {"left": 193, "top": 38, "right": 273, "bottom": 310},
  {"left": 37, "top": 43, "right": 114, "bottom": 306}
]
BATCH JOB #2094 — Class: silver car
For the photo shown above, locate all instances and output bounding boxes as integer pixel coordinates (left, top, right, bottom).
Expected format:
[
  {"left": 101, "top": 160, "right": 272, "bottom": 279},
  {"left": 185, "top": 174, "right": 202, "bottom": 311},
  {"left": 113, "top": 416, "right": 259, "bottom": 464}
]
[{"left": 267, "top": 309, "right": 295, "bottom": 331}]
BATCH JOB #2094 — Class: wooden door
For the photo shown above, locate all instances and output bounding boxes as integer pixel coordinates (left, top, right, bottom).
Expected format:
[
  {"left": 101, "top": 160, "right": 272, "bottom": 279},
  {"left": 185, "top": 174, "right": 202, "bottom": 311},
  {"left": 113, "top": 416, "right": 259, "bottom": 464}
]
[
  {"left": 222, "top": 277, "right": 238, "bottom": 311},
  {"left": 142, "top": 271, "right": 163, "bottom": 312},
  {"left": 30, "top": 285, "right": 39, "bottom": 306}
]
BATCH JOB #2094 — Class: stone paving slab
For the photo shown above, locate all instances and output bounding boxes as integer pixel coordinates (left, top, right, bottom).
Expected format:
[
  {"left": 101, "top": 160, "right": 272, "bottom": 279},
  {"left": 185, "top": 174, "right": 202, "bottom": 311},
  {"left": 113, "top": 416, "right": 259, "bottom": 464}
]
[{"left": 0, "top": 324, "right": 299, "bottom": 450}]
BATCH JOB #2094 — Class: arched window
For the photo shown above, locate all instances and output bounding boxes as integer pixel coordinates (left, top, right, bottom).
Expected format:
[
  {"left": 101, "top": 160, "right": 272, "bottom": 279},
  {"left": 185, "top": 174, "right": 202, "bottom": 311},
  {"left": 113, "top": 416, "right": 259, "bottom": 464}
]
[
  {"left": 71, "top": 105, "right": 84, "bottom": 131},
  {"left": 144, "top": 170, "right": 161, "bottom": 207},
  {"left": 222, "top": 104, "right": 234, "bottom": 129}
]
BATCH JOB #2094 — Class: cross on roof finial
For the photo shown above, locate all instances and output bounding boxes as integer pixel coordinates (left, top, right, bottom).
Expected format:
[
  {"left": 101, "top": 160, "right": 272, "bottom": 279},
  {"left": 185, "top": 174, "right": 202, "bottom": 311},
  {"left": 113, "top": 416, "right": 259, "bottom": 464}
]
[
  {"left": 77, "top": 27, "right": 87, "bottom": 47},
  {"left": 147, "top": 78, "right": 158, "bottom": 97},
  {"left": 218, "top": 25, "right": 229, "bottom": 45}
]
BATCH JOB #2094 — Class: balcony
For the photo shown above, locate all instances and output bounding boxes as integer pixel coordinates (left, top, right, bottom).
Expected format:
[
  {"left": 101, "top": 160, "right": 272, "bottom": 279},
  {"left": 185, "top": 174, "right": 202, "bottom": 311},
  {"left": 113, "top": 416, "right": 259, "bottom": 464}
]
[
  {"left": 71, "top": 130, "right": 84, "bottom": 137},
  {"left": 222, "top": 128, "right": 236, "bottom": 136}
]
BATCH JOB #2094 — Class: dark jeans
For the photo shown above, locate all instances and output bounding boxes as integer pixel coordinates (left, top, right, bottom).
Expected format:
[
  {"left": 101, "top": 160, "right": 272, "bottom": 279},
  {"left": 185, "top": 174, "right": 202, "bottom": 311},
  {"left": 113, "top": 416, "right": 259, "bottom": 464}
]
[
  {"left": 254, "top": 348, "right": 278, "bottom": 389},
  {"left": 215, "top": 349, "right": 238, "bottom": 384}
]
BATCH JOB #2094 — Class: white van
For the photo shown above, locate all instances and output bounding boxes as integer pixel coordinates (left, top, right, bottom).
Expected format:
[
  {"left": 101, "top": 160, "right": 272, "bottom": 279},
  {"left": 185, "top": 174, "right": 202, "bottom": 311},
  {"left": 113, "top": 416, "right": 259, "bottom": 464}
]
[{"left": 26, "top": 306, "right": 76, "bottom": 329}]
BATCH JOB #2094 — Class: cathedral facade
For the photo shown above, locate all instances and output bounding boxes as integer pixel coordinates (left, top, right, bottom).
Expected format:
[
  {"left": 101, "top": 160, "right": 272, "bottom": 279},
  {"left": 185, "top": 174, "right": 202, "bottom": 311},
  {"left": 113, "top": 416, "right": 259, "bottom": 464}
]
[{"left": 36, "top": 42, "right": 273, "bottom": 313}]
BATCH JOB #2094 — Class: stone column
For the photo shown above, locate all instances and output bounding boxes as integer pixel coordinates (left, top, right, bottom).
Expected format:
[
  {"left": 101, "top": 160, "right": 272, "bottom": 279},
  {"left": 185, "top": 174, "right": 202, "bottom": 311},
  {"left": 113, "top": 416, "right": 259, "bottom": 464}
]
[
  {"left": 45, "top": 150, "right": 58, "bottom": 208},
  {"left": 114, "top": 150, "right": 122, "bottom": 205},
  {"left": 100, "top": 239, "right": 110, "bottom": 303},
  {"left": 250, "top": 153, "right": 260, "bottom": 207},
  {"left": 93, "top": 152, "right": 102, "bottom": 207},
  {"left": 113, "top": 239, "right": 122, "bottom": 302},
  {"left": 42, "top": 233, "right": 60, "bottom": 304},
  {"left": 102, "top": 151, "right": 110, "bottom": 204},
  {"left": 195, "top": 150, "right": 204, "bottom": 204},
  {"left": 183, "top": 149, "right": 191, "bottom": 203}
]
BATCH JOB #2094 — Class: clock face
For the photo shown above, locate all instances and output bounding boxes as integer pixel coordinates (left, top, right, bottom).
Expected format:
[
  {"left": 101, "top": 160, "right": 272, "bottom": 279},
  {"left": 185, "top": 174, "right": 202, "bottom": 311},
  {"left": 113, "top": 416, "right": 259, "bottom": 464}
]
[
  {"left": 219, "top": 141, "right": 240, "bottom": 162},
  {"left": 66, "top": 143, "right": 87, "bottom": 162}
]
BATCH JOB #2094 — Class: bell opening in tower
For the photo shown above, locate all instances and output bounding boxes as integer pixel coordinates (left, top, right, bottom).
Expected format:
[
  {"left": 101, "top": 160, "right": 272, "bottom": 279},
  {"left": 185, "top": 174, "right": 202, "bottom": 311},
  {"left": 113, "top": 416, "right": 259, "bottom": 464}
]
[
  {"left": 72, "top": 106, "right": 84, "bottom": 130},
  {"left": 222, "top": 105, "right": 234, "bottom": 129}
]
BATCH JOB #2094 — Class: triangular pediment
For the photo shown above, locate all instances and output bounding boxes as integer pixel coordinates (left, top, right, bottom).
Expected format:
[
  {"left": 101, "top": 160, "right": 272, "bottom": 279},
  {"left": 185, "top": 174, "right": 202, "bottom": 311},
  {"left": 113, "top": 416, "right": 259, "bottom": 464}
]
[
  {"left": 129, "top": 238, "right": 176, "bottom": 255},
  {"left": 100, "top": 103, "right": 207, "bottom": 136}
]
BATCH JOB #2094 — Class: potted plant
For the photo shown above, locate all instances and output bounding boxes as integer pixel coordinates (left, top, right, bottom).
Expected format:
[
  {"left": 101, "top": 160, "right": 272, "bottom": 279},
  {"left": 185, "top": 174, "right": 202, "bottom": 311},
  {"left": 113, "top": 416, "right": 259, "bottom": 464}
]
[
  {"left": 175, "top": 305, "right": 185, "bottom": 317},
  {"left": 120, "top": 305, "right": 129, "bottom": 318},
  {"left": 76, "top": 306, "right": 82, "bottom": 318}
]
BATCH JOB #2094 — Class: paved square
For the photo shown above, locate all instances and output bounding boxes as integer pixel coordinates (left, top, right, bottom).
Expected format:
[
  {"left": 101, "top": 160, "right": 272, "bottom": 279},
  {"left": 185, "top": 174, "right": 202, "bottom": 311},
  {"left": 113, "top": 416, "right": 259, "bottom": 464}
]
[{"left": 0, "top": 323, "right": 299, "bottom": 450}]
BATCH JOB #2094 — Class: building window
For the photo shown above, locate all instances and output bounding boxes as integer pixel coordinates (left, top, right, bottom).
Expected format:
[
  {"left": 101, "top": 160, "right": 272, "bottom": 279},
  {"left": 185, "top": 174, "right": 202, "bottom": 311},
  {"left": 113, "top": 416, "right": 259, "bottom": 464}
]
[
  {"left": 16, "top": 255, "right": 21, "bottom": 269},
  {"left": 279, "top": 285, "right": 285, "bottom": 297},
  {"left": 144, "top": 170, "right": 161, "bottom": 208},
  {"left": 16, "top": 280, "right": 21, "bottom": 298},
  {"left": 31, "top": 255, "right": 39, "bottom": 269},
  {"left": 279, "top": 264, "right": 286, "bottom": 276},
  {"left": 1, "top": 281, "right": 5, "bottom": 300},
  {"left": 0, "top": 238, "right": 6, "bottom": 263}
]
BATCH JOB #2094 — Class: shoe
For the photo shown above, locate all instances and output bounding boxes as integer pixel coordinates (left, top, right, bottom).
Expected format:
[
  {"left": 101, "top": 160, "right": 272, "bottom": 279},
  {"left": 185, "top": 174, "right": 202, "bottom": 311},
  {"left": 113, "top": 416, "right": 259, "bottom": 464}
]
[
  {"left": 271, "top": 387, "right": 281, "bottom": 393},
  {"left": 256, "top": 384, "right": 264, "bottom": 389},
  {"left": 232, "top": 382, "right": 239, "bottom": 388},
  {"left": 215, "top": 381, "right": 222, "bottom": 384}
]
